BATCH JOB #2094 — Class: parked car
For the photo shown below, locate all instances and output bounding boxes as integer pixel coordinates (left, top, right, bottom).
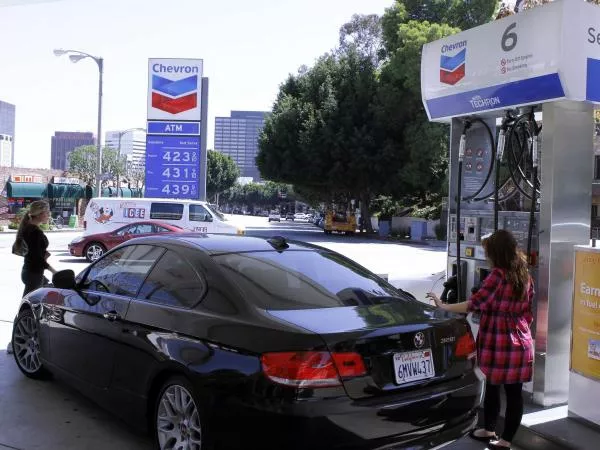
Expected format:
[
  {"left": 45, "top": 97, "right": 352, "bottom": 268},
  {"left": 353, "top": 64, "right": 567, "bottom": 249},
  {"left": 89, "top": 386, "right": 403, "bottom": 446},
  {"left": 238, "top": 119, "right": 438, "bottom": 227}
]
[
  {"left": 13, "top": 234, "right": 483, "bottom": 450},
  {"left": 68, "top": 221, "right": 183, "bottom": 262},
  {"left": 268, "top": 211, "right": 281, "bottom": 222},
  {"left": 285, "top": 213, "right": 295, "bottom": 221}
]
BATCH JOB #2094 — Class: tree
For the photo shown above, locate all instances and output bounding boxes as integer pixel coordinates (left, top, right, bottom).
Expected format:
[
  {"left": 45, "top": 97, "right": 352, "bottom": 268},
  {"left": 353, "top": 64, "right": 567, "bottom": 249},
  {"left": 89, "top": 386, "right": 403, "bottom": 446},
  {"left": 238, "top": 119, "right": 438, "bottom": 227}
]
[
  {"left": 339, "top": 14, "right": 385, "bottom": 66},
  {"left": 68, "top": 145, "right": 126, "bottom": 189},
  {"left": 207, "top": 150, "right": 240, "bottom": 203}
]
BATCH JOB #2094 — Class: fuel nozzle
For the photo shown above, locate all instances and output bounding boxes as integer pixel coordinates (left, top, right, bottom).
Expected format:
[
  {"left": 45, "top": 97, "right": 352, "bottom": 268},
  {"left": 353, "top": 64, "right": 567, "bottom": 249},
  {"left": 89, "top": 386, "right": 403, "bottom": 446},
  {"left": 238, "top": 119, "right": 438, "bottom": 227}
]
[
  {"left": 532, "top": 134, "right": 539, "bottom": 168},
  {"left": 458, "top": 134, "right": 467, "bottom": 162},
  {"left": 496, "top": 129, "right": 506, "bottom": 162}
]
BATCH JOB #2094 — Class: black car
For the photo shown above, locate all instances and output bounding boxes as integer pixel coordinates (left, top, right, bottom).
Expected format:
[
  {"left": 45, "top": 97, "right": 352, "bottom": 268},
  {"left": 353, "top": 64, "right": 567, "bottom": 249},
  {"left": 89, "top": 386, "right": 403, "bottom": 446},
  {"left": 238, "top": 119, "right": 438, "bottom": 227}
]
[{"left": 11, "top": 234, "right": 483, "bottom": 450}]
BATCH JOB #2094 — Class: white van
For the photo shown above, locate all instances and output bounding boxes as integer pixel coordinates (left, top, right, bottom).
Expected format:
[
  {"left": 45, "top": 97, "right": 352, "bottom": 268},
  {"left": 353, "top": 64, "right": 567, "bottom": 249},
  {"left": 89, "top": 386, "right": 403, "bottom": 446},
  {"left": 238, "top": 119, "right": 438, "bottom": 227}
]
[{"left": 83, "top": 197, "right": 245, "bottom": 236}]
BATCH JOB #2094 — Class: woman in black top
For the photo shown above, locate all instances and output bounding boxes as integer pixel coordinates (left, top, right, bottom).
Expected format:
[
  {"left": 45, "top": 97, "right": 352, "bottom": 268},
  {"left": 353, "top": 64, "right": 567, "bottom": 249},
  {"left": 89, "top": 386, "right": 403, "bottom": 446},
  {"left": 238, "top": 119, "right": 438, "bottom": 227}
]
[{"left": 15, "top": 201, "right": 56, "bottom": 296}]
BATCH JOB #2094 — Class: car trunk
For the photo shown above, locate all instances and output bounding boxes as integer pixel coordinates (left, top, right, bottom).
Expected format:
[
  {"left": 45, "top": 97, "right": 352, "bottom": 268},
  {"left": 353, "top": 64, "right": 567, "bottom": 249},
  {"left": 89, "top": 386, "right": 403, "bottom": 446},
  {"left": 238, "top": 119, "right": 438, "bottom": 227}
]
[{"left": 267, "top": 301, "right": 474, "bottom": 400}]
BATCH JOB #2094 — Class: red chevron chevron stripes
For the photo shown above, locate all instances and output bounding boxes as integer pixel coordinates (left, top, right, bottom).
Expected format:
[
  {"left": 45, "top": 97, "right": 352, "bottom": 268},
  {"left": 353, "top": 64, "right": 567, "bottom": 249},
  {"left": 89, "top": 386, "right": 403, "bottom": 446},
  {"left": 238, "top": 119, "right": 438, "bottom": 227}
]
[{"left": 151, "top": 92, "right": 197, "bottom": 115}]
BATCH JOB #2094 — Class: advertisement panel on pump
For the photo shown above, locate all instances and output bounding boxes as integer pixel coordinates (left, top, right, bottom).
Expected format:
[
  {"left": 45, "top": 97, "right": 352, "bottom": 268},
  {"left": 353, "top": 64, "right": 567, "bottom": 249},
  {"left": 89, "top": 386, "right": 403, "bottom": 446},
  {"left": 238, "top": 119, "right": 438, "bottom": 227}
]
[{"left": 421, "top": 1, "right": 565, "bottom": 121}]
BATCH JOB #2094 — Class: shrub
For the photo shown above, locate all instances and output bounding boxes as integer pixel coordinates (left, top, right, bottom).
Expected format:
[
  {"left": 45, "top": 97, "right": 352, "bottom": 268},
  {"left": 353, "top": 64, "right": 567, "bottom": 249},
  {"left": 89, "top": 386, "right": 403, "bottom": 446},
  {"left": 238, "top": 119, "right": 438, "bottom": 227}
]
[{"left": 434, "top": 223, "right": 447, "bottom": 240}]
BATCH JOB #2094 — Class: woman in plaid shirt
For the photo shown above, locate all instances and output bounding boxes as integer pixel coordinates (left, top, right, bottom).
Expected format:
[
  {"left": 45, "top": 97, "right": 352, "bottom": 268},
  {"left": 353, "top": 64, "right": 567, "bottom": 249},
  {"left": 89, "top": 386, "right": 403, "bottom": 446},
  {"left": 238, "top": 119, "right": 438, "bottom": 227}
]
[{"left": 427, "top": 229, "right": 534, "bottom": 450}]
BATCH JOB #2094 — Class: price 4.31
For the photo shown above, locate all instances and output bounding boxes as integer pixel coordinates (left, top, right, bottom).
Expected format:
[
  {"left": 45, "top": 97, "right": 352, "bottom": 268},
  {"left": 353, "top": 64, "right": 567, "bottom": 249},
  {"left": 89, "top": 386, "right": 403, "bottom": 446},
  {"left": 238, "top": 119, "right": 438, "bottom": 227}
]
[{"left": 162, "top": 167, "right": 197, "bottom": 179}]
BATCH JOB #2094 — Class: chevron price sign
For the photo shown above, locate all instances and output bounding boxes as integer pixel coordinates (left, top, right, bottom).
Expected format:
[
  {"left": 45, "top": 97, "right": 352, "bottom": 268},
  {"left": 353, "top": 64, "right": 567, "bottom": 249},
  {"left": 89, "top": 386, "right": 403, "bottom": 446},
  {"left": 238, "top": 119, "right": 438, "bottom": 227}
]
[
  {"left": 147, "top": 58, "right": 203, "bottom": 120},
  {"left": 146, "top": 58, "right": 207, "bottom": 200}
]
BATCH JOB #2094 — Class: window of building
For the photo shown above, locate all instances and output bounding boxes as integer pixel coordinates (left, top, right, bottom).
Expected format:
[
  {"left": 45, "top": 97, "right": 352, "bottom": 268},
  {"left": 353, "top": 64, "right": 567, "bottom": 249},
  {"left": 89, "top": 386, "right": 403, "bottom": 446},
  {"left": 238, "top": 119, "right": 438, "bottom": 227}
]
[{"left": 595, "top": 155, "right": 600, "bottom": 180}]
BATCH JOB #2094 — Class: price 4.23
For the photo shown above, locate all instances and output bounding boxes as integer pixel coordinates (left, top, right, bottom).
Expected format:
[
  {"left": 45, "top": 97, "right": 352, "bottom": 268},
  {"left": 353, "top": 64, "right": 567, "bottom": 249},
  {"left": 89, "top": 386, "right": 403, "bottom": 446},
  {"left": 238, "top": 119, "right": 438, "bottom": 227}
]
[
  {"left": 162, "top": 167, "right": 196, "bottom": 179},
  {"left": 162, "top": 151, "right": 193, "bottom": 162}
]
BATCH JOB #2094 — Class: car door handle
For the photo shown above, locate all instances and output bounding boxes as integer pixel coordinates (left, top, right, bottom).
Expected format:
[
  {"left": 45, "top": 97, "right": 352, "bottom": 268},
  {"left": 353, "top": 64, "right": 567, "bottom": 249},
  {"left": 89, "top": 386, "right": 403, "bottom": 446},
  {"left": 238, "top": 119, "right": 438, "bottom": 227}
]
[{"left": 103, "top": 311, "right": 121, "bottom": 322}]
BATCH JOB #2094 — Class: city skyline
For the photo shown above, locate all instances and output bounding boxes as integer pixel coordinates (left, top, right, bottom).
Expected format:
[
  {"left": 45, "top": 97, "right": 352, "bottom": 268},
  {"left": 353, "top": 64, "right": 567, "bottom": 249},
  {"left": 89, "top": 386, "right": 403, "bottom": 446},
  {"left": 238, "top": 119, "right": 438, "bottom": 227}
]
[{"left": 0, "top": 0, "right": 392, "bottom": 169}]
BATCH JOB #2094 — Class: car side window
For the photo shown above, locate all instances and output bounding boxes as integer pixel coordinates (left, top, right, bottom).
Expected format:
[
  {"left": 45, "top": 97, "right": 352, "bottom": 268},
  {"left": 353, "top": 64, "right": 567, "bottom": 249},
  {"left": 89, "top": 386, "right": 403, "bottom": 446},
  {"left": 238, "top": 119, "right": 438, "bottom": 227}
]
[
  {"left": 115, "top": 225, "right": 135, "bottom": 236},
  {"left": 131, "top": 224, "right": 153, "bottom": 234},
  {"left": 137, "top": 250, "right": 206, "bottom": 308},
  {"left": 154, "top": 225, "right": 171, "bottom": 233},
  {"left": 84, "top": 245, "right": 165, "bottom": 297},
  {"left": 189, "top": 204, "right": 213, "bottom": 222}
]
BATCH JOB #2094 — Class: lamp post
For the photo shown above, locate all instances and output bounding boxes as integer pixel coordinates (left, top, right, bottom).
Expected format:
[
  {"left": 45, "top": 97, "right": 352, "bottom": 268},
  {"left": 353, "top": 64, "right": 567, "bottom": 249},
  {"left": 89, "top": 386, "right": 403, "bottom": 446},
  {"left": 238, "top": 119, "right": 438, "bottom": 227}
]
[
  {"left": 54, "top": 49, "right": 103, "bottom": 197},
  {"left": 115, "top": 128, "right": 146, "bottom": 197}
]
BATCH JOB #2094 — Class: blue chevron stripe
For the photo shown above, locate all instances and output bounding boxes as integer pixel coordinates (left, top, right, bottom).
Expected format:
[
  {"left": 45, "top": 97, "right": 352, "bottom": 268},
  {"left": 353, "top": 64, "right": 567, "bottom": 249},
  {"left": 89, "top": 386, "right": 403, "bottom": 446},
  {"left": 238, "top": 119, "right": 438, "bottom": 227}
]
[
  {"left": 152, "top": 75, "right": 198, "bottom": 97},
  {"left": 440, "top": 49, "right": 466, "bottom": 72}
]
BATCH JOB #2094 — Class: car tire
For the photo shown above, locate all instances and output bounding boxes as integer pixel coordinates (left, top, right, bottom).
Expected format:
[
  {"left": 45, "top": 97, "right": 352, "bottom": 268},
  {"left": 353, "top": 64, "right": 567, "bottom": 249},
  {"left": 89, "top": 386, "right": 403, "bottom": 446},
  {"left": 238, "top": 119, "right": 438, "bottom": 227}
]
[
  {"left": 12, "top": 308, "right": 51, "bottom": 380},
  {"left": 154, "top": 376, "right": 212, "bottom": 450},
  {"left": 84, "top": 242, "right": 106, "bottom": 262}
]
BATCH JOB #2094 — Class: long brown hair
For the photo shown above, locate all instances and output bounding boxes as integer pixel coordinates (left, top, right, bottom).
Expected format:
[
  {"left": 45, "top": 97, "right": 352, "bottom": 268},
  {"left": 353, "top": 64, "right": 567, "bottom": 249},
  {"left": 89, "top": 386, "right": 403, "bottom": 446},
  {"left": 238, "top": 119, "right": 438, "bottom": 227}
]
[{"left": 483, "top": 229, "right": 530, "bottom": 298}]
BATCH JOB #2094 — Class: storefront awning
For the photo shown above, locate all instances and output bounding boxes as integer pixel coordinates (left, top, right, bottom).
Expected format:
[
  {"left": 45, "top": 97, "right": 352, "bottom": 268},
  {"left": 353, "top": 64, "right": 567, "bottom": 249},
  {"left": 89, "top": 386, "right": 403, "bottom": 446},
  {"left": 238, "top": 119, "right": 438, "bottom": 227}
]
[
  {"left": 47, "top": 183, "right": 84, "bottom": 199},
  {"left": 5, "top": 182, "right": 47, "bottom": 198}
]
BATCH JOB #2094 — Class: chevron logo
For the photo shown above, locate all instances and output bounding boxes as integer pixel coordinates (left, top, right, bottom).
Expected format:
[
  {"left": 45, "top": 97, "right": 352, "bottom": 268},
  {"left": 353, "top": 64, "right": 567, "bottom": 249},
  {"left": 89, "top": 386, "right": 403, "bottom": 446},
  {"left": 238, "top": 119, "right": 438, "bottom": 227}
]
[
  {"left": 151, "top": 75, "right": 198, "bottom": 114},
  {"left": 440, "top": 45, "right": 466, "bottom": 86}
]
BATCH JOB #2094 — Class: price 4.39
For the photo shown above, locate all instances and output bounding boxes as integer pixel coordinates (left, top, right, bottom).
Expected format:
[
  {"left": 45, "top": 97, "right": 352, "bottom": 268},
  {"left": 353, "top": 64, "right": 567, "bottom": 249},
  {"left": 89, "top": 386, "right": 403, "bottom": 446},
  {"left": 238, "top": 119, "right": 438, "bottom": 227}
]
[{"left": 161, "top": 184, "right": 192, "bottom": 195}]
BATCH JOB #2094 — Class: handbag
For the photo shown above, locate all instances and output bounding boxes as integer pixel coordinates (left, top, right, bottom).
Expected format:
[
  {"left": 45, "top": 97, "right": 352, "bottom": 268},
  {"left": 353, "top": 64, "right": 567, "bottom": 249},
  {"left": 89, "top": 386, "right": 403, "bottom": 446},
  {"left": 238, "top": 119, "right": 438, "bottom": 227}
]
[{"left": 12, "top": 237, "right": 29, "bottom": 257}]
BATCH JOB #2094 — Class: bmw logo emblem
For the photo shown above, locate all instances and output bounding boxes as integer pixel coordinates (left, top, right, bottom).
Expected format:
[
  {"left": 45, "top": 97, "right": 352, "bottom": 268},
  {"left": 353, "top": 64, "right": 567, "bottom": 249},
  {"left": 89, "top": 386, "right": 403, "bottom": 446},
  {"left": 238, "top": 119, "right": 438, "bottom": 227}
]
[{"left": 414, "top": 332, "right": 425, "bottom": 349}]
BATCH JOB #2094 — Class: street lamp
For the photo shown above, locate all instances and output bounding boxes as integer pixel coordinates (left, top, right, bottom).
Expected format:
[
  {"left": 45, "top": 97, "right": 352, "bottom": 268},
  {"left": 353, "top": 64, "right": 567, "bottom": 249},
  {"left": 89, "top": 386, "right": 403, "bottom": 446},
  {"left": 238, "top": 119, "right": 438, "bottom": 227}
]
[
  {"left": 54, "top": 48, "right": 104, "bottom": 197},
  {"left": 114, "top": 128, "right": 146, "bottom": 197}
]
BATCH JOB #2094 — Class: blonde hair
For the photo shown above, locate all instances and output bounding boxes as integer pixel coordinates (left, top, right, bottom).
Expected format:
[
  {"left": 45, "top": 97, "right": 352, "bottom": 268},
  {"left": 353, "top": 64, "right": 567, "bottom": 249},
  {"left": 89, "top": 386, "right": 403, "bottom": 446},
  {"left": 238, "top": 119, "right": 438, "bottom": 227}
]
[{"left": 16, "top": 200, "right": 50, "bottom": 240}]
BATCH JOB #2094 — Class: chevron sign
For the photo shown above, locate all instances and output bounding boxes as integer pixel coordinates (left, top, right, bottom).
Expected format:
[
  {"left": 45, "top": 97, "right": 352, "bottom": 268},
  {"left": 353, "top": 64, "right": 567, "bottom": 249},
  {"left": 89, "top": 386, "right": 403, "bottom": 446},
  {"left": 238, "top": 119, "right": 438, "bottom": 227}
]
[
  {"left": 147, "top": 58, "right": 203, "bottom": 120},
  {"left": 440, "top": 41, "right": 467, "bottom": 86}
]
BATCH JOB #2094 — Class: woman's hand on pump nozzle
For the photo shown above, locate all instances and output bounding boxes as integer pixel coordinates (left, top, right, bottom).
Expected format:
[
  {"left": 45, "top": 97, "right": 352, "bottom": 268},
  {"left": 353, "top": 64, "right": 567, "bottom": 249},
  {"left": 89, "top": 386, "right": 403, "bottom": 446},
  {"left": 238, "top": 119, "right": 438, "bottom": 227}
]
[{"left": 426, "top": 292, "right": 443, "bottom": 308}]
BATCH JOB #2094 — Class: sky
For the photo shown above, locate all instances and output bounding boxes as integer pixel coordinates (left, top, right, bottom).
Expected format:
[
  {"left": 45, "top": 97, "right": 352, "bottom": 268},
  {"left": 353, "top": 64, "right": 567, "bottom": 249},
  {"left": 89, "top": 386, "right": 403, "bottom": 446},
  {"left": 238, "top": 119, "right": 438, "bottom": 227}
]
[{"left": 0, "top": 0, "right": 394, "bottom": 168}]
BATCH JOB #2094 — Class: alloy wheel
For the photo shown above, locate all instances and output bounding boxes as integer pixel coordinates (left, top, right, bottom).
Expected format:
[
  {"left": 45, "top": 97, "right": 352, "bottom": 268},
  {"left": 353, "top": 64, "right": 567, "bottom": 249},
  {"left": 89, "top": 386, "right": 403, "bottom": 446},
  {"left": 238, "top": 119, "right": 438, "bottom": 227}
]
[
  {"left": 13, "top": 313, "right": 42, "bottom": 374},
  {"left": 157, "top": 384, "right": 202, "bottom": 450},
  {"left": 86, "top": 244, "right": 104, "bottom": 262}
]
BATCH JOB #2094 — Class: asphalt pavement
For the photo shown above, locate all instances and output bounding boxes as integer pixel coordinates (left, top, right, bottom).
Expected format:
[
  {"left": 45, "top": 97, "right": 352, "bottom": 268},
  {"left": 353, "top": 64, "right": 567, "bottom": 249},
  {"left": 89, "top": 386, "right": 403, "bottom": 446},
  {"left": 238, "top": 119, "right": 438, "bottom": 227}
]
[{"left": 0, "top": 216, "right": 520, "bottom": 450}]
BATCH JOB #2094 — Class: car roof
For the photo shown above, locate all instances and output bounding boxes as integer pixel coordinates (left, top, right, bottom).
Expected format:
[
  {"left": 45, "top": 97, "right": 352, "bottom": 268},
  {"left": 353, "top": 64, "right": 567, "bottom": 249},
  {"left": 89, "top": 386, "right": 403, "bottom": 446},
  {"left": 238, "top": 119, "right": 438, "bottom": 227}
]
[{"left": 122, "top": 233, "right": 326, "bottom": 255}]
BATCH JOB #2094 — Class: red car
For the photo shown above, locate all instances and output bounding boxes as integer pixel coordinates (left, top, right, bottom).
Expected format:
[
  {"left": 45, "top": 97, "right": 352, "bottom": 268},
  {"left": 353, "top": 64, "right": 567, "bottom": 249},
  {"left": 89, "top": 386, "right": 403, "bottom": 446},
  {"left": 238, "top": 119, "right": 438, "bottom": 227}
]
[{"left": 68, "top": 221, "right": 183, "bottom": 262}]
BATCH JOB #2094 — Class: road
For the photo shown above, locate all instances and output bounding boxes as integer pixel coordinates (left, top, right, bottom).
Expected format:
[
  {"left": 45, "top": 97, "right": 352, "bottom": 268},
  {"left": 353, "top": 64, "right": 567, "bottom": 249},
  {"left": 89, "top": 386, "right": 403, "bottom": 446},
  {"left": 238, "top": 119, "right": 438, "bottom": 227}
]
[{"left": 0, "top": 217, "right": 512, "bottom": 450}]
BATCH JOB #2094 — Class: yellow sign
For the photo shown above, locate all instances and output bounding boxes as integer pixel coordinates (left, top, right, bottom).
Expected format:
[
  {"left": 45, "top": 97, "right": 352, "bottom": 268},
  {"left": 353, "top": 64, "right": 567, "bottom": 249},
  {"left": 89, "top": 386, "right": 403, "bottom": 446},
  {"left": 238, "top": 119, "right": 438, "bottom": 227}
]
[{"left": 572, "top": 249, "right": 600, "bottom": 380}]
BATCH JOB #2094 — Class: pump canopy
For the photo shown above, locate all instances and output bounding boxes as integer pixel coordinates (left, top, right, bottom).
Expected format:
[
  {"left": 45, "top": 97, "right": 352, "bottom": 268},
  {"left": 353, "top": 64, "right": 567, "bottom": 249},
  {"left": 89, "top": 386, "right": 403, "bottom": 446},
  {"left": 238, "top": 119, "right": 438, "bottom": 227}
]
[{"left": 421, "top": 0, "right": 600, "bottom": 121}]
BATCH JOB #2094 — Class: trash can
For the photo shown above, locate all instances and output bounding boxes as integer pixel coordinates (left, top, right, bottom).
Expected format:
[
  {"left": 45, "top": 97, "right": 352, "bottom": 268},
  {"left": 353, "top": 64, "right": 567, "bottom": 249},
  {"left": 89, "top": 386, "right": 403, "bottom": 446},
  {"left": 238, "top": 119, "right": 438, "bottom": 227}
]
[
  {"left": 69, "top": 215, "right": 79, "bottom": 228},
  {"left": 411, "top": 220, "right": 428, "bottom": 241},
  {"left": 379, "top": 220, "right": 390, "bottom": 237}
]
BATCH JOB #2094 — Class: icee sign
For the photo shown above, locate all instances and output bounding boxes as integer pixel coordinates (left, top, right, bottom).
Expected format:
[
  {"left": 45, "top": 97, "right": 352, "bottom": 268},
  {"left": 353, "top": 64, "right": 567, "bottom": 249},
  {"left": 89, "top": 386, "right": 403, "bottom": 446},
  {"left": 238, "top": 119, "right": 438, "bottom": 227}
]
[
  {"left": 147, "top": 59, "right": 203, "bottom": 121},
  {"left": 145, "top": 58, "right": 206, "bottom": 200}
]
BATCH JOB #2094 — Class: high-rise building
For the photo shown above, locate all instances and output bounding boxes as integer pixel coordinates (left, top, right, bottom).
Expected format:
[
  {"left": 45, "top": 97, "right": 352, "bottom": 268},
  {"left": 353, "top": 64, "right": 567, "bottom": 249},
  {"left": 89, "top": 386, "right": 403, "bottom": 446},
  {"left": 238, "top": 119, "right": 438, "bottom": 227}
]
[
  {"left": 214, "top": 111, "right": 269, "bottom": 181},
  {"left": 105, "top": 129, "right": 147, "bottom": 171},
  {"left": 0, "top": 100, "right": 16, "bottom": 167},
  {"left": 51, "top": 131, "right": 95, "bottom": 171}
]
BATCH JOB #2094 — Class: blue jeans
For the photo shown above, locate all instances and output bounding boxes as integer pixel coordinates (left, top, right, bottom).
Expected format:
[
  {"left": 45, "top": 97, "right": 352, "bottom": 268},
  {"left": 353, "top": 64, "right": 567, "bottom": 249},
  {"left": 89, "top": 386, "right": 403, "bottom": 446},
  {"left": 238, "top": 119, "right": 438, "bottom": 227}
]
[{"left": 21, "top": 267, "right": 46, "bottom": 297}]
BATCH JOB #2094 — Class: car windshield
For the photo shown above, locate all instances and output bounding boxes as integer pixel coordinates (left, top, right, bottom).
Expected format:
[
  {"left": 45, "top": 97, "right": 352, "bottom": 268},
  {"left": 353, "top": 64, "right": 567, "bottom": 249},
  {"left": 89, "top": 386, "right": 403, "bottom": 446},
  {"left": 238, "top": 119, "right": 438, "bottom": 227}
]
[
  {"left": 206, "top": 204, "right": 227, "bottom": 221},
  {"left": 213, "top": 250, "right": 413, "bottom": 310}
]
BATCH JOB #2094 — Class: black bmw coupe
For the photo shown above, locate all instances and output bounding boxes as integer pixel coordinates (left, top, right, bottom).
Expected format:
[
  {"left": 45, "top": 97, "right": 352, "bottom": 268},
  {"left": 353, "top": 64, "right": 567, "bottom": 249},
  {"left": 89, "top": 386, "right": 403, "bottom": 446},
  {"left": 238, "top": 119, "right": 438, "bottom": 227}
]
[{"left": 12, "top": 234, "right": 483, "bottom": 450}]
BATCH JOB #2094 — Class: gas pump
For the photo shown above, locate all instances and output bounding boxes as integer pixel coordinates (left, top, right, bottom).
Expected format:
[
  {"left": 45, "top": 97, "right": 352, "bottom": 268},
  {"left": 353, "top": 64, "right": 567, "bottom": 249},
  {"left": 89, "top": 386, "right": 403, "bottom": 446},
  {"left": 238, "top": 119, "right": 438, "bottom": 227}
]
[{"left": 421, "top": 0, "right": 600, "bottom": 408}]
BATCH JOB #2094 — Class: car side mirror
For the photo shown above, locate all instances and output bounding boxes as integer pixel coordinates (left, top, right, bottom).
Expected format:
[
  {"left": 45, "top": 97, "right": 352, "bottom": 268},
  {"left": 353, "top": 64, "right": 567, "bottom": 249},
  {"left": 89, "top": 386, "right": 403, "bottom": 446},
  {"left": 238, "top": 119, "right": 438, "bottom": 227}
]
[
  {"left": 206, "top": 215, "right": 213, "bottom": 222},
  {"left": 53, "top": 270, "right": 76, "bottom": 290}
]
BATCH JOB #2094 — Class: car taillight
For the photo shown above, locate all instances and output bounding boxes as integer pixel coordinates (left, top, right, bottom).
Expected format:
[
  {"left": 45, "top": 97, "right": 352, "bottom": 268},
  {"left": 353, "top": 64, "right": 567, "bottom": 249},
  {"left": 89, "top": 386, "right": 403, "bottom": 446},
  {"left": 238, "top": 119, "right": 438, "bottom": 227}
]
[
  {"left": 455, "top": 331, "right": 477, "bottom": 360},
  {"left": 261, "top": 351, "right": 366, "bottom": 388}
]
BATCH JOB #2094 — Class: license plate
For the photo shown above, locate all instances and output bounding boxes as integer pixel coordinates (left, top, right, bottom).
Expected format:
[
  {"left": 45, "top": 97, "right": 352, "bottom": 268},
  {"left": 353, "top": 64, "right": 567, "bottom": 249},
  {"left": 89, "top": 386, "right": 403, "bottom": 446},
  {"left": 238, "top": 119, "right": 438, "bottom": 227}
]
[{"left": 393, "top": 349, "right": 435, "bottom": 385}]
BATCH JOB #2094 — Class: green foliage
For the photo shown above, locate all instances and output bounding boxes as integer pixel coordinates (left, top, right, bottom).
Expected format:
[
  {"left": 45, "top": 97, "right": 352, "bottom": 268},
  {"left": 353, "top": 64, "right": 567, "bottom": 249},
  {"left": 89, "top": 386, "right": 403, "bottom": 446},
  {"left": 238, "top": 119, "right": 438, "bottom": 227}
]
[
  {"left": 207, "top": 150, "right": 240, "bottom": 200},
  {"left": 39, "top": 223, "right": 50, "bottom": 231},
  {"left": 8, "top": 222, "right": 18, "bottom": 230},
  {"left": 0, "top": 224, "right": 4, "bottom": 232},
  {"left": 224, "top": 182, "right": 296, "bottom": 211},
  {"left": 411, "top": 204, "right": 440, "bottom": 220},
  {"left": 68, "top": 145, "right": 126, "bottom": 188}
]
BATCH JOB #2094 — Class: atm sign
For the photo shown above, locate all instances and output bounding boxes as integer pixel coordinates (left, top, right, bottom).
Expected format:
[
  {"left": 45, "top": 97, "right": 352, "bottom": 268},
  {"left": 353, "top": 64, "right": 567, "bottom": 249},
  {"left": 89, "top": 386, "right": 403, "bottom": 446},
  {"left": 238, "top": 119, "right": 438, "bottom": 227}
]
[{"left": 123, "top": 208, "right": 146, "bottom": 219}]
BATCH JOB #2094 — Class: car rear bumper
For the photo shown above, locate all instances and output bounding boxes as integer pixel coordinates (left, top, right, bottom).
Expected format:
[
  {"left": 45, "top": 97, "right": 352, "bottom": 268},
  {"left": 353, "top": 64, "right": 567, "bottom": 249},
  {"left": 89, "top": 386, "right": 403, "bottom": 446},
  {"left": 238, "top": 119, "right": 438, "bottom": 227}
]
[{"left": 213, "top": 371, "right": 484, "bottom": 450}]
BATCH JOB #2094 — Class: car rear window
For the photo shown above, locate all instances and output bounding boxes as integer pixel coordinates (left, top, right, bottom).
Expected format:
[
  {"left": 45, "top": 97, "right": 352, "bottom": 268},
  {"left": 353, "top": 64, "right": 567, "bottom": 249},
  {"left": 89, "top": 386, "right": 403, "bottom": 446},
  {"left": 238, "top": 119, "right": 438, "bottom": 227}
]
[{"left": 213, "top": 250, "right": 404, "bottom": 310}]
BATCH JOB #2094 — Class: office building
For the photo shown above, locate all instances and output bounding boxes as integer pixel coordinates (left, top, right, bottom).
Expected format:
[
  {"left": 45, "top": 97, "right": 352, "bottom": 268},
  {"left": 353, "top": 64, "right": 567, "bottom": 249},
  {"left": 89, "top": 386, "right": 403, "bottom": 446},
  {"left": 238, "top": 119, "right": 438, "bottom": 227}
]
[
  {"left": 105, "top": 129, "right": 147, "bottom": 171},
  {"left": 0, "top": 100, "right": 16, "bottom": 167},
  {"left": 214, "top": 111, "right": 269, "bottom": 180},
  {"left": 51, "top": 131, "right": 95, "bottom": 171}
]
